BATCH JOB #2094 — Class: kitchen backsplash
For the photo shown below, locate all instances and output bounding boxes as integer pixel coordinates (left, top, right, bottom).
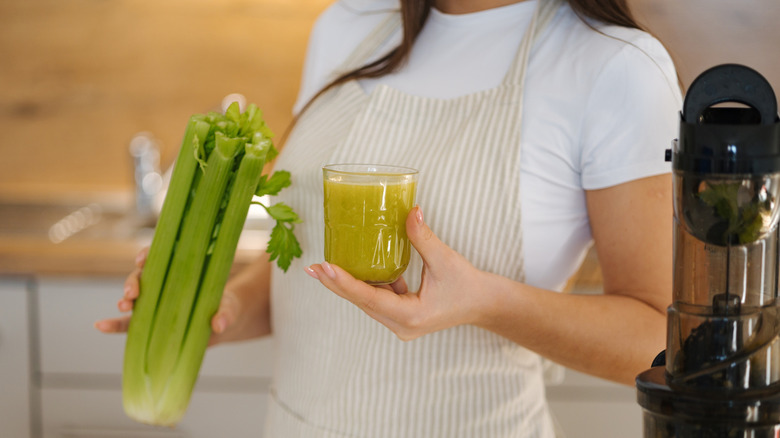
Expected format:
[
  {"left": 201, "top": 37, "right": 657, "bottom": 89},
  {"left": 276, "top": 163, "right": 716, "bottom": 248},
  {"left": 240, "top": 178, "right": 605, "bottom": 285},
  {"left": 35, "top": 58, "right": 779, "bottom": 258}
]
[{"left": 1, "top": 0, "right": 778, "bottom": 201}]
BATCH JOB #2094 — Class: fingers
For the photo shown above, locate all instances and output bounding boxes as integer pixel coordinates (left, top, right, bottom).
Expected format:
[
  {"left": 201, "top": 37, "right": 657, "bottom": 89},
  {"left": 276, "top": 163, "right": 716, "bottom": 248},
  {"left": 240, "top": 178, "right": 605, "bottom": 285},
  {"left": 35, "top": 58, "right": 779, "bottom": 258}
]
[
  {"left": 208, "top": 291, "right": 244, "bottom": 347},
  {"left": 120, "top": 247, "right": 149, "bottom": 310},
  {"left": 135, "top": 246, "right": 149, "bottom": 268},
  {"left": 98, "top": 247, "right": 149, "bottom": 332},
  {"left": 388, "top": 276, "right": 409, "bottom": 295},
  {"left": 120, "top": 266, "right": 141, "bottom": 311},
  {"left": 94, "top": 316, "right": 131, "bottom": 333},
  {"left": 306, "top": 262, "right": 414, "bottom": 324},
  {"left": 96, "top": 247, "right": 150, "bottom": 335},
  {"left": 211, "top": 290, "right": 241, "bottom": 335},
  {"left": 405, "top": 206, "right": 449, "bottom": 274}
]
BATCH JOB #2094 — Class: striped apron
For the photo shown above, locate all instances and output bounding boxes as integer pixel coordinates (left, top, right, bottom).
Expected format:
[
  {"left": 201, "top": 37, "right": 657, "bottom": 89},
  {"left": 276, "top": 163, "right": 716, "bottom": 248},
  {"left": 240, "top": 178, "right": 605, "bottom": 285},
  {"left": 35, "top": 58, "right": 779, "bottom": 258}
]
[{"left": 266, "top": 1, "right": 561, "bottom": 436}]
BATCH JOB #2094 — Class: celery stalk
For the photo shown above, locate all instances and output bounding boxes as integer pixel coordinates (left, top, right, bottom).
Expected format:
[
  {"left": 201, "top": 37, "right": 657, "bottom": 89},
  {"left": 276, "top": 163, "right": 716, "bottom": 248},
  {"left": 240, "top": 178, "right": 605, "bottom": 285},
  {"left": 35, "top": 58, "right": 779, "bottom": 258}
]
[
  {"left": 122, "top": 117, "right": 210, "bottom": 422},
  {"left": 152, "top": 139, "right": 272, "bottom": 424},
  {"left": 144, "top": 132, "right": 241, "bottom": 401},
  {"left": 121, "top": 102, "right": 300, "bottom": 427}
]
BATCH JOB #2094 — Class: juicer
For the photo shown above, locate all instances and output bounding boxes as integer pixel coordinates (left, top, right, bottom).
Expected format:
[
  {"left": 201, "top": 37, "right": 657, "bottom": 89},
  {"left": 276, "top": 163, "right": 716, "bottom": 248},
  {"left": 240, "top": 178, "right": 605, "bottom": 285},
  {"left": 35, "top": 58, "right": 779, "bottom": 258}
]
[{"left": 636, "top": 64, "right": 780, "bottom": 437}]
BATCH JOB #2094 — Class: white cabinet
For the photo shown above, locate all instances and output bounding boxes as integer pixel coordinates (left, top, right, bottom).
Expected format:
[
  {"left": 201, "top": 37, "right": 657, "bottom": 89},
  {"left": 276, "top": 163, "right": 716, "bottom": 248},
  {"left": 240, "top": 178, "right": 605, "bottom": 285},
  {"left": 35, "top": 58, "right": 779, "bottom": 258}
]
[
  {"left": 3, "top": 274, "right": 648, "bottom": 437},
  {"left": 0, "top": 277, "right": 33, "bottom": 438},
  {"left": 547, "top": 369, "right": 643, "bottom": 438},
  {"left": 41, "top": 389, "right": 268, "bottom": 438},
  {"left": 33, "top": 277, "right": 274, "bottom": 438}
]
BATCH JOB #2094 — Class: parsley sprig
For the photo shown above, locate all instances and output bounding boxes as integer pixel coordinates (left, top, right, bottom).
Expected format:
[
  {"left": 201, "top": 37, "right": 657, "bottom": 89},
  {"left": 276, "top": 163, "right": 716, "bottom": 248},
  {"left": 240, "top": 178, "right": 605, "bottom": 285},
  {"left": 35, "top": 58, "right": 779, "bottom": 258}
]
[{"left": 252, "top": 170, "right": 302, "bottom": 271}]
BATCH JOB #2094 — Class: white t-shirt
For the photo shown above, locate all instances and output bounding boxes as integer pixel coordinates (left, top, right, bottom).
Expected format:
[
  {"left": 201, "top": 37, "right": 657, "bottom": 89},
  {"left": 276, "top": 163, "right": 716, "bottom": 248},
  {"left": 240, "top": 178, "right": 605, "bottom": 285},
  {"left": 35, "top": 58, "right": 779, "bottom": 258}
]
[{"left": 293, "top": 0, "right": 682, "bottom": 292}]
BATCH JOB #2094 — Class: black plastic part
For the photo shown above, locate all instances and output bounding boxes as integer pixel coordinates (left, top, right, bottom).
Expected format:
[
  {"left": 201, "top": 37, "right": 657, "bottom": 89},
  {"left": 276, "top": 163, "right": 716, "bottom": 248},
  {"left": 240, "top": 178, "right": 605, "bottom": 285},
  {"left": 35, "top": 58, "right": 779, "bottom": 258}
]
[
  {"left": 684, "top": 64, "right": 777, "bottom": 126},
  {"left": 651, "top": 350, "right": 666, "bottom": 367},
  {"left": 637, "top": 367, "right": 780, "bottom": 431},
  {"left": 672, "top": 64, "right": 780, "bottom": 175}
]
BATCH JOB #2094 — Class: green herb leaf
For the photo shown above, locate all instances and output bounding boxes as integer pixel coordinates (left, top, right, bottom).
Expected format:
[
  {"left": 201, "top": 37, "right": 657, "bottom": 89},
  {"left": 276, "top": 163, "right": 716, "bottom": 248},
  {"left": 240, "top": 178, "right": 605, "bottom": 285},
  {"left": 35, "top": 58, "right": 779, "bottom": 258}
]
[
  {"left": 255, "top": 170, "right": 292, "bottom": 197},
  {"left": 266, "top": 202, "right": 301, "bottom": 223},
  {"left": 224, "top": 101, "right": 241, "bottom": 123},
  {"left": 698, "top": 182, "right": 766, "bottom": 244},
  {"left": 267, "top": 222, "right": 302, "bottom": 272}
]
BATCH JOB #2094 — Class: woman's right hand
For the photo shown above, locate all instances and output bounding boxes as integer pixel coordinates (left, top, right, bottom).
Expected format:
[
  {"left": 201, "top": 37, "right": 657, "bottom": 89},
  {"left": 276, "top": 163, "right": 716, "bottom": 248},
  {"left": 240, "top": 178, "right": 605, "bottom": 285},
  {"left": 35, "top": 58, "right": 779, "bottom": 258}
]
[{"left": 93, "top": 247, "right": 251, "bottom": 347}]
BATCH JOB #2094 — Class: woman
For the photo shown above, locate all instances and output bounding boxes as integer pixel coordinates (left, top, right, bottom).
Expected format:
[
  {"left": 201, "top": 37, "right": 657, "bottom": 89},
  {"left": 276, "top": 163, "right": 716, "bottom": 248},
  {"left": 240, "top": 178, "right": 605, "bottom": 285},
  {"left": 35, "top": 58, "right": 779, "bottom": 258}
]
[{"left": 98, "top": 0, "right": 681, "bottom": 436}]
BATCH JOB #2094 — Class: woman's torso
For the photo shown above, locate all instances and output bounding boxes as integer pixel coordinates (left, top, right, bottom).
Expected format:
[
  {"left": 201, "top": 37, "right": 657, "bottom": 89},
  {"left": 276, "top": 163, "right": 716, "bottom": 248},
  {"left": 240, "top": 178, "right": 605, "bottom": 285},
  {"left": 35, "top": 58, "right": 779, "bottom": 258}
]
[{"left": 264, "top": 1, "right": 681, "bottom": 436}]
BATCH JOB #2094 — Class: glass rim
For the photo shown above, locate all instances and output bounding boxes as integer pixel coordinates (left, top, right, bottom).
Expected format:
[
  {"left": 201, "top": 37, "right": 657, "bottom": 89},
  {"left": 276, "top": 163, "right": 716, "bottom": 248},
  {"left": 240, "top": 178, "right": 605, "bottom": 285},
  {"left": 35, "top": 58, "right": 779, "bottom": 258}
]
[{"left": 323, "top": 163, "right": 419, "bottom": 177}]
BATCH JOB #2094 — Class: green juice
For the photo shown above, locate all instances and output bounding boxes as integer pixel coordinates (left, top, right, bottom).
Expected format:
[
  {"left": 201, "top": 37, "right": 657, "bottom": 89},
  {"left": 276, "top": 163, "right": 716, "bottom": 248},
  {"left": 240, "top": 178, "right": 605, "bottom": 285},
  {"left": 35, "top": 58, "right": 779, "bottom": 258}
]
[{"left": 323, "top": 177, "right": 417, "bottom": 284}]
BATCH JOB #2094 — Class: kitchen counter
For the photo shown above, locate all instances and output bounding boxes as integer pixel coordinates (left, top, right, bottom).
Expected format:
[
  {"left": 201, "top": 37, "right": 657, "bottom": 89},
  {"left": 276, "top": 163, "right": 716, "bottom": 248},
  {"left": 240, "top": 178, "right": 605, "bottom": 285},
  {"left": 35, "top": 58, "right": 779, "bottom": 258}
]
[
  {"left": 0, "top": 192, "right": 602, "bottom": 286},
  {"left": 0, "top": 192, "right": 268, "bottom": 277}
]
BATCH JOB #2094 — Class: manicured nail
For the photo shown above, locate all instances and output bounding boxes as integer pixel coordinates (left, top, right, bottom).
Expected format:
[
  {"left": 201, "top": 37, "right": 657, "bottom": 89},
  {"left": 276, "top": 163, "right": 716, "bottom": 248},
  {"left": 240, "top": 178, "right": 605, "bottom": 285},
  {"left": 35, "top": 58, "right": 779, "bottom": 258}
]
[
  {"left": 304, "top": 266, "right": 319, "bottom": 279},
  {"left": 415, "top": 206, "right": 423, "bottom": 225},
  {"left": 135, "top": 251, "right": 146, "bottom": 266},
  {"left": 322, "top": 262, "right": 337, "bottom": 279},
  {"left": 94, "top": 320, "right": 106, "bottom": 331},
  {"left": 123, "top": 284, "right": 132, "bottom": 298}
]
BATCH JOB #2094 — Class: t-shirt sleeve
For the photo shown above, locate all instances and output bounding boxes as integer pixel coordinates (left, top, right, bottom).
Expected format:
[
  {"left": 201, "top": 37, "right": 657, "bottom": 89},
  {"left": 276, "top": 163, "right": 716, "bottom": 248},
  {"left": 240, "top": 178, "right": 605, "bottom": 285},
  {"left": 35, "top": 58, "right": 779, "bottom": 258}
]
[{"left": 579, "top": 37, "right": 683, "bottom": 190}]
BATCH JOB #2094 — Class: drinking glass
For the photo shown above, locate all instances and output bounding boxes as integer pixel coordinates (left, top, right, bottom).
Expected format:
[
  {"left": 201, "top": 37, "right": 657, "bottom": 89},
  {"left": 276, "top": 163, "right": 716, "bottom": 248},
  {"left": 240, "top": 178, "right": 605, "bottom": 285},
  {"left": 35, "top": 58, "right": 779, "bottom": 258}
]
[{"left": 323, "top": 164, "right": 419, "bottom": 284}]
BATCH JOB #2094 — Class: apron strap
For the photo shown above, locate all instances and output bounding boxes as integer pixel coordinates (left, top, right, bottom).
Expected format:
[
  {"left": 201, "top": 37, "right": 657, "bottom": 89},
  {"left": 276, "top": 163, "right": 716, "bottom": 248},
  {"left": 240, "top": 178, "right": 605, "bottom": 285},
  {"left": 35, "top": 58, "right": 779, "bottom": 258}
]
[
  {"left": 335, "top": 0, "right": 560, "bottom": 89},
  {"left": 335, "top": 11, "right": 402, "bottom": 75},
  {"left": 504, "top": 0, "right": 562, "bottom": 87}
]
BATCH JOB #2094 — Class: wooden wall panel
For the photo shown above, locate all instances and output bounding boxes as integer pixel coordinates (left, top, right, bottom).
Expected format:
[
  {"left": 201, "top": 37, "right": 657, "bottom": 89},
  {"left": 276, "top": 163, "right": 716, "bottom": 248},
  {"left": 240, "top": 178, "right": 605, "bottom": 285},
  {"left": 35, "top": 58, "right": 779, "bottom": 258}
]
[
  {"left": 1, "top": 0, "right": 778, "bottom": 201},
  {"left": 0, "top": 0, "right": 331, "bottom": 200}
]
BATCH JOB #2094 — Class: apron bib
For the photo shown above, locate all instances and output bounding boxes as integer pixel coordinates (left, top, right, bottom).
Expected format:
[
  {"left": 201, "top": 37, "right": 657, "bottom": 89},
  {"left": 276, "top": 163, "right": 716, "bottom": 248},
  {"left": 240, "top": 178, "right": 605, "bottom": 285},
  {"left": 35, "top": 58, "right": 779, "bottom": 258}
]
[{"left": 267, "top": 1, "right": 562, "bottom": 436}]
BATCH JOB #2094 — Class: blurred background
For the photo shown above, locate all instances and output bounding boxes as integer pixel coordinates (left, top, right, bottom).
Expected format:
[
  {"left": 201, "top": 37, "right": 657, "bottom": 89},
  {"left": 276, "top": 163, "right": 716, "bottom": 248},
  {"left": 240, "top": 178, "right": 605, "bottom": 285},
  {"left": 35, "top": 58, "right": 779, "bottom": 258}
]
[
  {"left": 0, "top": 1, "right": 778, "bottom": 437},
  {"left": 0, "top": 0, "right": 778, "bottom": 203}
]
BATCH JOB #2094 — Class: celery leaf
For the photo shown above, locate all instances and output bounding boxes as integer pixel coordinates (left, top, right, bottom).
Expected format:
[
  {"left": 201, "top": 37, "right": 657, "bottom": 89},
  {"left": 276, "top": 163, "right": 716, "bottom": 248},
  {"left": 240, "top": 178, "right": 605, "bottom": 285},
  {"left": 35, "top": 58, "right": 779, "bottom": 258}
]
[
  {"left": 267, "top": 222, "right": 302, "bottom": 272},
  {"left": 266, "top": 202, "right": 301, "bottom": 223},
  {"left": 255, "top": 171, "right": 292, "bottom": 197}
]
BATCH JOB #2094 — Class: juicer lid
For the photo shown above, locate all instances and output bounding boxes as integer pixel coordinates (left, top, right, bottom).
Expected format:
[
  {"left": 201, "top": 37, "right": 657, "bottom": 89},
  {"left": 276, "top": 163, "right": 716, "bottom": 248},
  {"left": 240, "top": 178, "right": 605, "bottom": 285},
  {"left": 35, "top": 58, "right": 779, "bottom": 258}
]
[{"left": 671, "top": 64, "right": 780, "bottom": 175}]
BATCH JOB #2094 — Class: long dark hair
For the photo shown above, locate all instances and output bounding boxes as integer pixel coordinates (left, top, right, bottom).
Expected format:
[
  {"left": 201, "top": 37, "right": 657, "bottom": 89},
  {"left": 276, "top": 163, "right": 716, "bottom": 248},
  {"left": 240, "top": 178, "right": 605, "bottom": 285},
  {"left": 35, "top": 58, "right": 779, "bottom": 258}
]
[{"left": 282, "top": 0, "right": 641, "bottom": 145}]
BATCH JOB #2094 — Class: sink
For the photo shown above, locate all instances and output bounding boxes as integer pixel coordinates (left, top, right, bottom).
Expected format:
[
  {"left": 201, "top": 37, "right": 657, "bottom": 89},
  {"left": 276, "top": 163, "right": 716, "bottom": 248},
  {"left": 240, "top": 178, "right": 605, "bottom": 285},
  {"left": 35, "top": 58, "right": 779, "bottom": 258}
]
[
  {"left": 0, "top": 200, "right": 156, "bottom": 243},
  {"left": 0, "top": 197, "right": 272, "bottom": 245},
  {"left": 0, "top": 197, "right": 271, "bottom": 276}
]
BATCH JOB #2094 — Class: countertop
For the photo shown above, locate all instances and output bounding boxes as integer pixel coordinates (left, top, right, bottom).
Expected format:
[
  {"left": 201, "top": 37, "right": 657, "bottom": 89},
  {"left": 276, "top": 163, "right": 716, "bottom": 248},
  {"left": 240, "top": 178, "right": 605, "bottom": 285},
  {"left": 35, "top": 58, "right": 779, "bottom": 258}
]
[
  {"left": 0, "top": 191, "right": 602, "bottom": 292},
  {"left": 0, "top": 192, "right": 267, "bottom": 278}
]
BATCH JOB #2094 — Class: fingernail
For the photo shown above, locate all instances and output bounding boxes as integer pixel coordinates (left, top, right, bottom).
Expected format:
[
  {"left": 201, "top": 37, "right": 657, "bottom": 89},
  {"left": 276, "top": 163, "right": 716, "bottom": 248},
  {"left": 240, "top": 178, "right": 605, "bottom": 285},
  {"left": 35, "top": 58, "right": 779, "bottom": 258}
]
[
  {"left": 415, "top": 206, "right": 423, "bottom": 225},
  {"left": 322, "top": 262, "right": 337, "bottom": 280},
  {"left": 123, "top": 284, "right": 132, "bottom": 298},
  {"left": 135, "top": 251, "right": 145, "bottom": 266},
  {"left": 304, "top": 266, "right": 319, "bottom": 279},
  {"left": 94, "top": 320, "right": 107, "bottom": 331}
]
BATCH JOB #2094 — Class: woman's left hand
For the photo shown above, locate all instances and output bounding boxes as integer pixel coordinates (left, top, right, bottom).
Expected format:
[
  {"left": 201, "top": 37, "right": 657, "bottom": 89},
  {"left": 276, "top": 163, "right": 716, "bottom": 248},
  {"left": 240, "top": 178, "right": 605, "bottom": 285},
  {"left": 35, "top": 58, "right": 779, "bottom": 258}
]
[{"left": 305, "top": 206, "right": 486, "bottom": 341}]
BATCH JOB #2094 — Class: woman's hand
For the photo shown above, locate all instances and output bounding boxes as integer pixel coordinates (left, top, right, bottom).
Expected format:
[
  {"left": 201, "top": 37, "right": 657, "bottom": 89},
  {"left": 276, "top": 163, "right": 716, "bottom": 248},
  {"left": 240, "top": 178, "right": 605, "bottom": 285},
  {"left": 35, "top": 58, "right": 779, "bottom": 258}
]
[
  {"left": 306, "top": 175, "right": 672, "bottom": 386},
  {"left": 305, "top": 206, "right": 489, "bottom": 341},
  {"left": 93, "top": 247, "right": 150, "bottom": 334},
  {"left": 94, "top": 248, "right": 267, "bottom": 347}
]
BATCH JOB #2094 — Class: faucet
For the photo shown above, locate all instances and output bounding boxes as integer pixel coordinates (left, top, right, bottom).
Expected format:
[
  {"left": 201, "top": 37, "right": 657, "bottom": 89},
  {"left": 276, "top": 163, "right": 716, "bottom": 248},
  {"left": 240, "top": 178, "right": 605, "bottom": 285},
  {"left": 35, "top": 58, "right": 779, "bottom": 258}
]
[
  {"left": 126, "top": 94, "right": 252, "bottom": 227},
  {"left": 129, "top": 132, "right": 163, "bottom": 220}
]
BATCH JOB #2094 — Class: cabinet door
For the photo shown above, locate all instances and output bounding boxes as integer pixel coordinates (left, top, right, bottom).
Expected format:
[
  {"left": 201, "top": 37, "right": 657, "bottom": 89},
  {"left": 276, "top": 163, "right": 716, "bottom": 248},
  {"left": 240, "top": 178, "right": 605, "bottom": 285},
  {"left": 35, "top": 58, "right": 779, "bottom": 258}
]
[
  {"left": 36, "top": 277, "right": 274, "bottom": 378},
  {"left": 0, "top": 277, "right": 32, "bottom": 438},
  {"left": 546, "top": 369, "right": 642, "bottom": 438},
  {"left": 42, "top": 388, "right": 268, "bottom": 438},
  {"left": 36, "top": 277, "right": 274, "bottom": 438}
]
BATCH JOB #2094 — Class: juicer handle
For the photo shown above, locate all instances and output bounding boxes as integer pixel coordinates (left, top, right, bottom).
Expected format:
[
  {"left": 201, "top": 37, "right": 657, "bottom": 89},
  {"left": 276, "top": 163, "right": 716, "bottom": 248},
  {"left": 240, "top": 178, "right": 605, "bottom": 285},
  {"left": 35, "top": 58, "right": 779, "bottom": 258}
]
[
  {"left": 651, "top": 350, "right": 666, "bottom": 367},
  {"left": 683, "top": 64, "right": 778, "bottom": 125}
]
